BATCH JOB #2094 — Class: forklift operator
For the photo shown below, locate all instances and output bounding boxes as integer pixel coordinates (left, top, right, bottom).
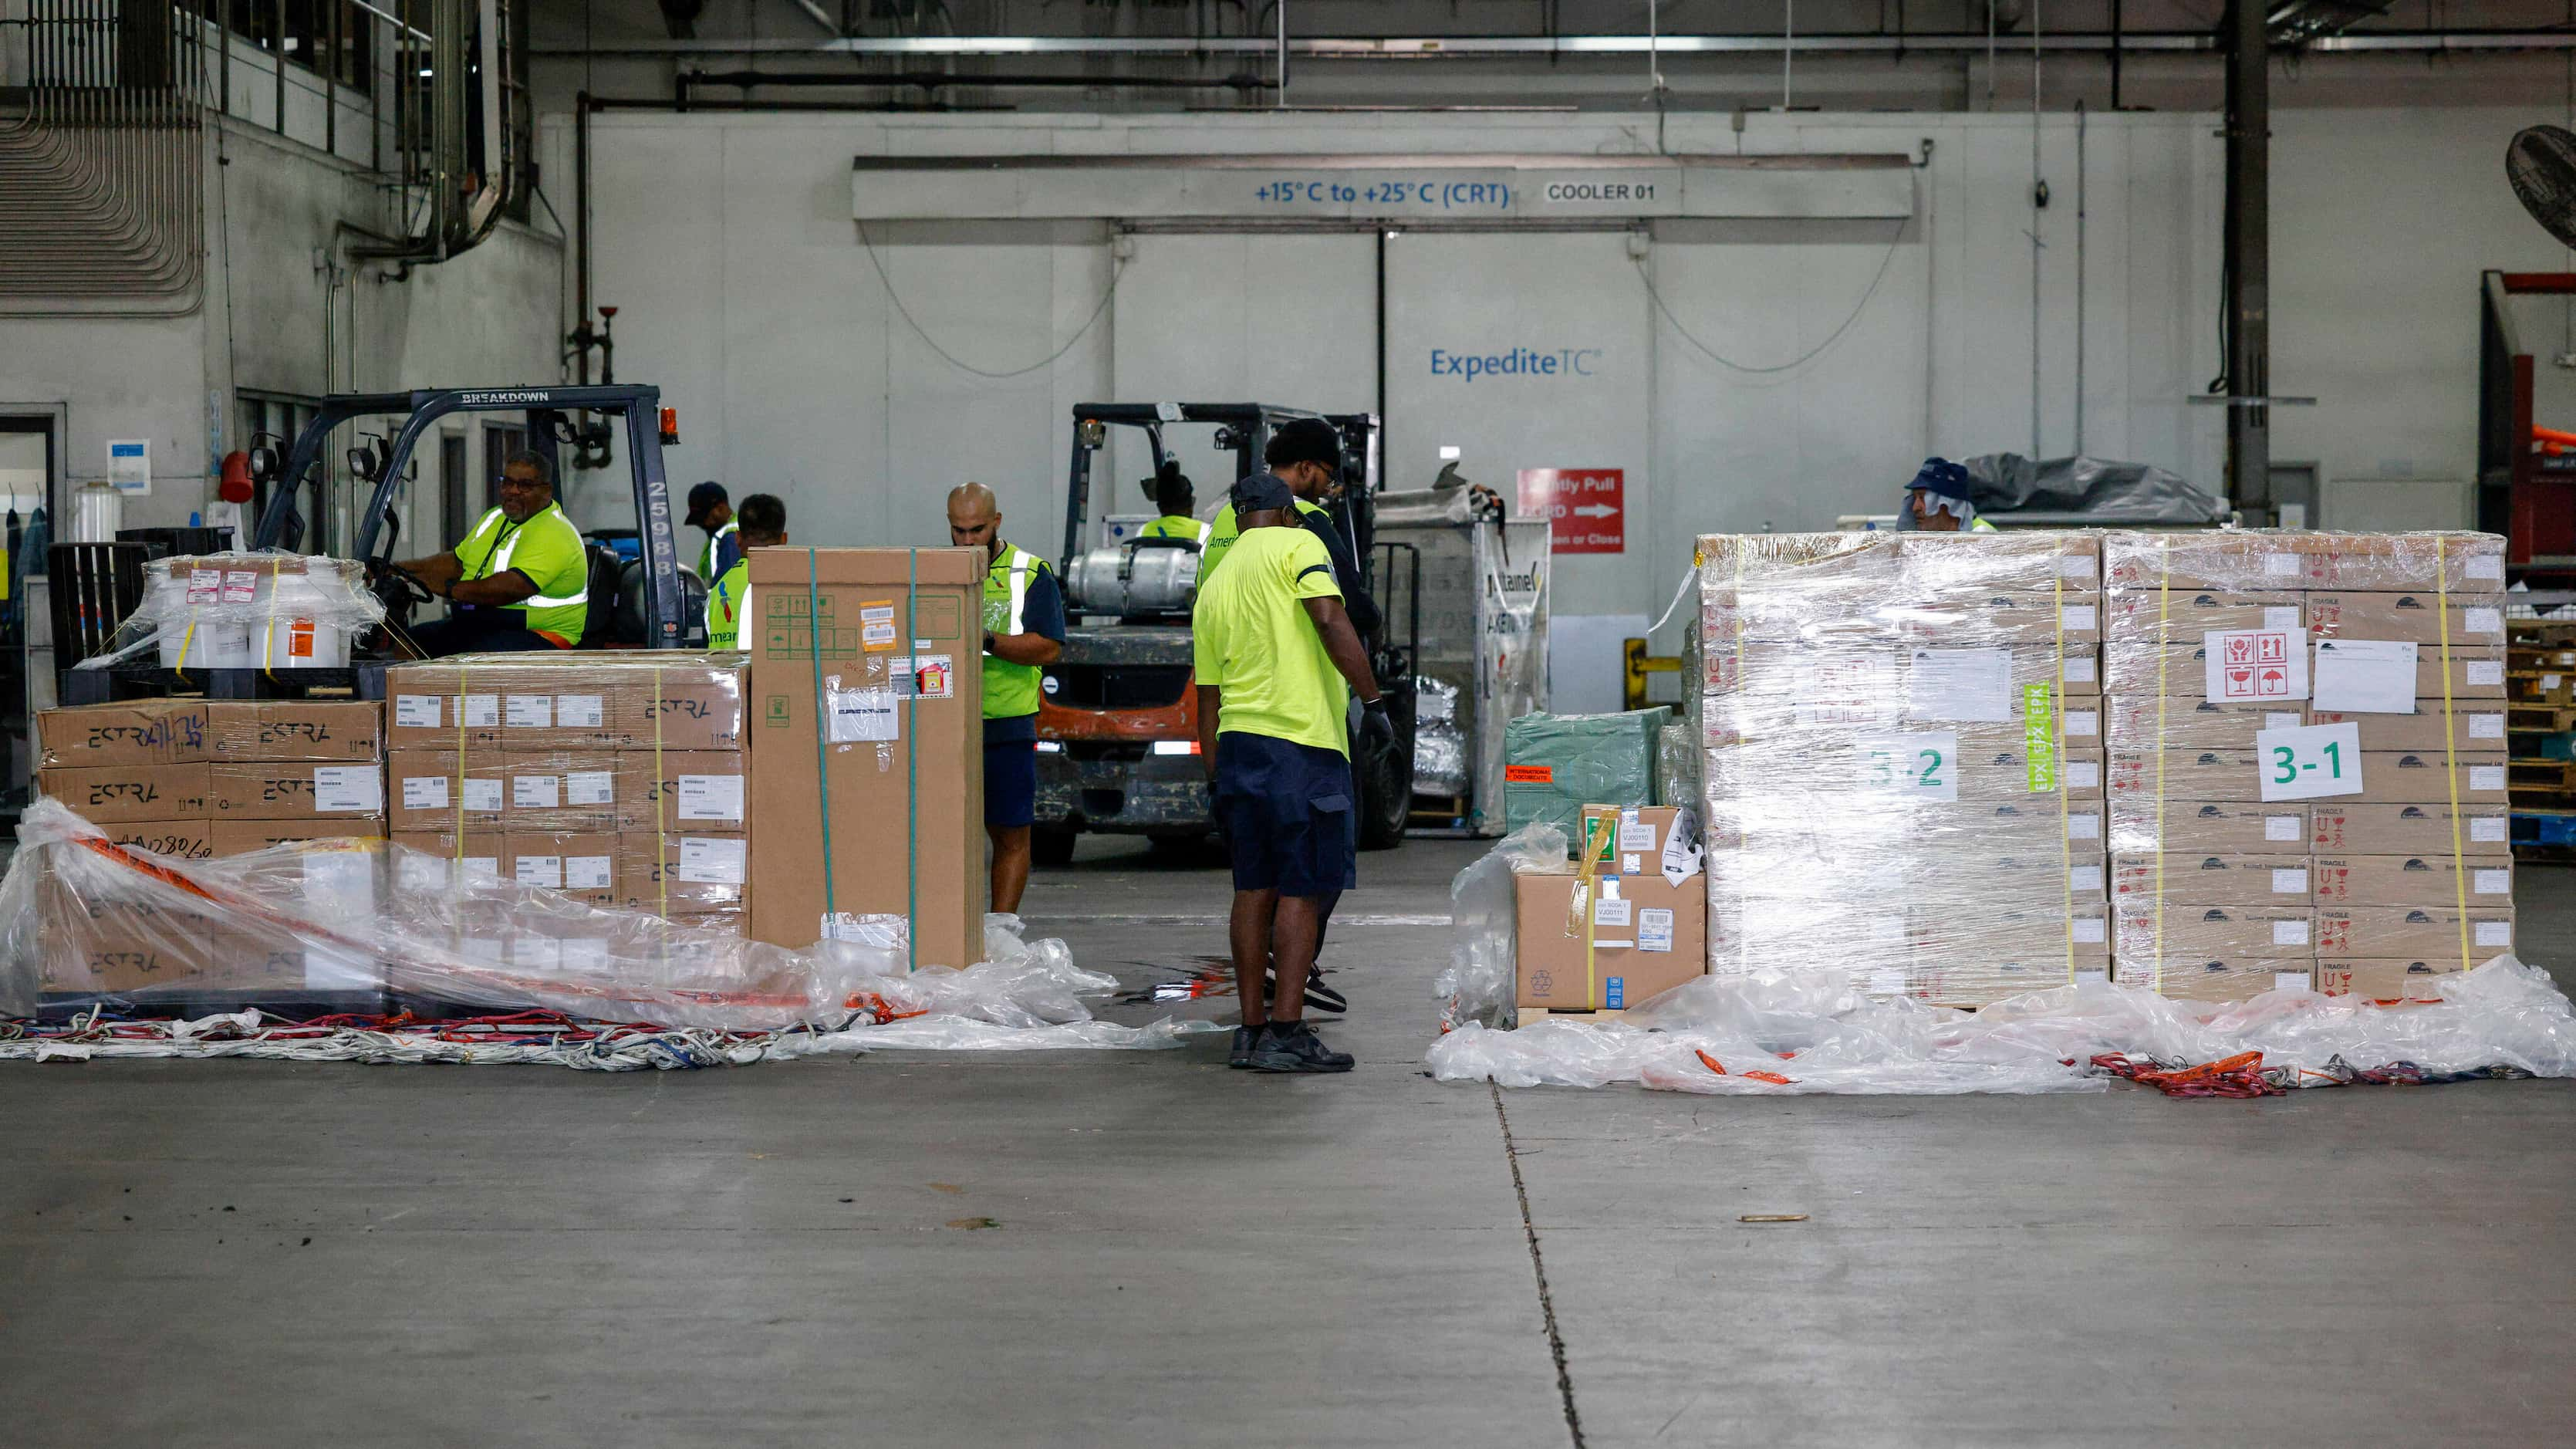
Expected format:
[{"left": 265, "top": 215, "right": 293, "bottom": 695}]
[
  {"left": 1195, "top": 418, "right": 1381, "bottom": 640},
  {"left": 396, "top": 451, "right": 589, "bottom": 654}
]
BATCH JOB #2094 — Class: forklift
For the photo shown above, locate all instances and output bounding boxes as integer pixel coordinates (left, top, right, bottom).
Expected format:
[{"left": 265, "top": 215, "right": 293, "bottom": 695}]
[{"left": 1033, "top": 403, "right": 1419, "bottom": 863}]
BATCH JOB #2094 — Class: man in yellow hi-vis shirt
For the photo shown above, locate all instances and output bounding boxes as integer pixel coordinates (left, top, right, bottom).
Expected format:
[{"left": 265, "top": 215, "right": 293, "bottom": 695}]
[
  {"left": 1193, "top": 471, "right": 1390, "bottom": 1075},
  {"left": 397, "top": 451, "right": 589, "bottom": 654},
  {"left": 1193, "top": 418, "right": 1379, "bottom": 639},
  {"left": 705, "top": 493, "right": 785, "bottom": 650},
  {"left": 1136, "top": 461, "right": 1210, "bottom": 547}
]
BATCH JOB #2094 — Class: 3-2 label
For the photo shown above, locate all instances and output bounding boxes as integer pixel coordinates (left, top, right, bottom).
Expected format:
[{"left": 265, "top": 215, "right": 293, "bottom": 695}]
[
  {"left": 2253, "top": 721, "right": 2364, "bottom": 802},
  {"left": 1855, "top": 731, "right": 1959, "bottom": 802}
]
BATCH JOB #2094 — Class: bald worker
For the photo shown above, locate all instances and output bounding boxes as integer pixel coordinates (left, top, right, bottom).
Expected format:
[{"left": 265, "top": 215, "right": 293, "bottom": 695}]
[{"left": 948, "top": 483, "right": 1067, "bottom": 913}]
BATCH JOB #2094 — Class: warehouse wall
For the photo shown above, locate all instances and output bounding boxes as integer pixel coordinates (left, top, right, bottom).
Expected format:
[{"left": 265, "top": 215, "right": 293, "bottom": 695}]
[{"left": 566, "top": 106, "right": 2225, "bottom": 641}]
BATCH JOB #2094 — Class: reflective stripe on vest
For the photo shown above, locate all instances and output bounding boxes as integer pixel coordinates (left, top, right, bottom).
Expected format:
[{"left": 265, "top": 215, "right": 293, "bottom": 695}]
[
  {"left": 698, "top": 518, "right": 738, "bottom": 576},
  {"left": 984, "top": 545, "right": 1045, "bottom": 719},
  {"left": 490, "top": 509, "right": 589, "bottom": 608}
]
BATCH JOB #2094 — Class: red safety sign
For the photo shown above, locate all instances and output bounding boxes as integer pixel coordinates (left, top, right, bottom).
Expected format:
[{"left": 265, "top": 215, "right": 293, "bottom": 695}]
[{"left": 1516, "top": 468, "right": 1625, "bottom": 554}]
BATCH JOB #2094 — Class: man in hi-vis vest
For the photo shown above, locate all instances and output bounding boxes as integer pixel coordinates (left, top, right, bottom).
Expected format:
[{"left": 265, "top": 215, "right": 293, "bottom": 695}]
[
  {"left": 397, "top": 451, "right": 589, "bottom": 655},
  {"left": 947, "top": 482, "right": 1066, "bottom": 914}
]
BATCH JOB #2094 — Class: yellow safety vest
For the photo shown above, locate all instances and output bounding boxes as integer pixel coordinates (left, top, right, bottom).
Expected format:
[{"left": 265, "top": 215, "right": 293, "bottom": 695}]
[
  {"left": 981, "top": 544, "right": 1048, "bottom": 719},
  {"left": 453, "top": 501, "right": 588, "bottom": 645},
  {"left": 707, "top": 556, "right": 751, "bottom": 650}
]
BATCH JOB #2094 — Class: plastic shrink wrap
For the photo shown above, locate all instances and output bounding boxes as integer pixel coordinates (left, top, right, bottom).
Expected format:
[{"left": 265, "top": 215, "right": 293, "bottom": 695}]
[
  {"left": 1695, "top": 530, "right": 2107, "bottom": 1007},
  {"left": 1435, "top": 822, "right": 1569, "bottom": 1032},
  {"left": 76, "top": 553, "right": 385, "bottom": 674}
]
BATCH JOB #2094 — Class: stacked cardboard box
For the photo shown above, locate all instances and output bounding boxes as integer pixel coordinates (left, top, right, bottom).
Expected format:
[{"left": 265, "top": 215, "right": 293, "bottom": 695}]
[
  {"left": 1694, "top": 531, "right": 2108, "bottom": 1006},
  {"left": 2102, "top": 531, "right": 2514, "bottom": 1001},
  {"left": 383, "top": 653, "right": 749, "bottom": 932},
  {"left": 1514, "top": 804, "right": 1707, "bottom": 1012},
  {"left": 30, "top": 697, "right": 387, "bottom": 1001}
]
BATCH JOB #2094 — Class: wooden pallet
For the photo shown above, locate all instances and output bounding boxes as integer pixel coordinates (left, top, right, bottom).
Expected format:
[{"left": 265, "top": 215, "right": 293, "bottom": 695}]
[
  {"left": 2512, "top": 759, "right": 2576, "bottom": 792},
  {"left": 1514, "top": 1005, "right": 1639, "bottom": 1025},
  {"left": 2509, "top": 706, "right": 2576, "bottom": 733}
]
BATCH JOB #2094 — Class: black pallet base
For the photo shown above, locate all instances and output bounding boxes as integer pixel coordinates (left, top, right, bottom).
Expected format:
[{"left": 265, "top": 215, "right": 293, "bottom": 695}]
[
  {"left": 35, "top": 988, "right": 397, "bottom": 1025},
  {"left": 62, "top": 662, "right": 389, "bottom": 705}
]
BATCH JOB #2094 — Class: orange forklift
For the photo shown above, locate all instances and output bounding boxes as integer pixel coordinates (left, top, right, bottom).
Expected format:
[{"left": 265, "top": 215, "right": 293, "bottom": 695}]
[{"left": 1031, "top": 403, "right": 1417, "bottom": 863}]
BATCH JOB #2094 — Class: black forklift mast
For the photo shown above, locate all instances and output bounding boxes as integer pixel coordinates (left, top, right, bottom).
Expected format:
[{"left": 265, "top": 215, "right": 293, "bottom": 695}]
[{"left": 251, "top": 385, "right": 687, "bottom": 649}]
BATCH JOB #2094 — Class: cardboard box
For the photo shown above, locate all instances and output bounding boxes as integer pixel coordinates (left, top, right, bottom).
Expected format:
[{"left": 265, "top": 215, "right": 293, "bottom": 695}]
[
  {"left": 1892, "top": 530, "right": 2102, "bottom": 591},
  {"left": 34, "top": 700, "right": 208, "bottom": 768},
  {"left": 204, "top": 701, "right": 383, "bottom": 762},
  {"left": 496, "top": 751, "right": 623, "bottom": 833},
  {"left": 2313, "top": 906, "right": 2513, "bottom": 962},
  {"left": 102, "top": 818, "right": 215, "bottom": 860},
  {"left": 2311, "top": 854, "right": 2514, "bottom": 907},
  {"left": 2310, "top": 639, "right": 2507, "bottom": 699},
  {"left": 745, "top": 549, "right": 984, "bottom": 965},
  {"left": 2106, "top": 748, "right": 2505, "bottom": 806},
  {"left": 2115, "top": 904, "right": 2314, "bottom": 960},
  {"left": 2105, "top": 642, "right": 2506, "bottom": 699},
  {"left": 388, "top": 831, "right": 505, "bottom": 893},
  {"left": 2314, "top": 959, "right": 2460, "bottom": 1002},
  {"left": 1515, "top": 870, "right": 1707, "bottom": 1011},
  {"left": 2305, "top": 593, "right": 2509, "bottom": 647},
  {"left": 2108, "top": 749, "right": 2266, "bottom": 803},
  {"left": 2105, "top": 696, "right": 2303, "bottom": 751},
  {"left": 2102, "top": 530, "right": 2507, "bottom": 594},
  {"left": 2345, "top": 752, "right": 2510, "bottom": 805},
  {"left": 2303, "top": 537, "right": 2507, "bottom": 593},
  {"left": 1899, "top": 593, "right": 2103, "bottom": 647},
  {"left": 616, "top": 670, "right": 748, "bottom": 752},
  {"left": 386, "top": 654, "right": 745, "bottom": 753},
  {"left": 1576, "top": 803, "right": 1695, "bottom": 871},
  {"left": 616, "top": 830, "right": 750, "bottom": 914},
  {"left": 387, "top": 750, "right": 508, "bottom": 833},
  {"left": 210, "top": 816, "right": 387, "bottom": 855},
  {"left": 2111, "top": 801, "right": 2308, "bottom": 854},
  {"left": 2308, "top": 802, "right": 2511, "bottom": 856},
  {"left": 2113, "top": 957, "right": 2313, "bottom": 1003},
  {"left": 2112, "top": 853, "right": 2315, "bottom": 907},
  {"left": 2306, "top": 704, "right": 2507, "bottom": 753},
  {"left": 503, "top": 831, "right": 620, "bottom": 904},
  {"left": 36, "top": 878, "right": 225, "bottom": 995},
  {"left": 2105, "top": 591, "right": 2302, "bottom": 643},
  {"left": 616, "top": 751, "right": 748, "bottom": 834},
  {"left": 208, "top": 761, "right": 387, "bottom": 819},
  {"left": 36, "top": 763, "right": 211, "bottom": 822}
]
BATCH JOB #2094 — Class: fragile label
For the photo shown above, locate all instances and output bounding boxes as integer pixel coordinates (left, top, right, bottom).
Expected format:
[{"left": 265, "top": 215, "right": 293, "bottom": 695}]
[
  {"left": 1504, "top": 765, "right": 1553, "bottom": 783},
  {"left": 2256, "top": 721, "right": 2364, "bottom": 802},
  {"left": 2205, "top": 628, "right": 2308, "bottom": 702},
  {"left": 1907, "top": 647, "right": 2014, "bottom": 723},
  {"left": 2471, "top": 816, "right": 2507, "bottom": 843},
  {"left": 461, "top": 694, "right": 499, "bottom": 729},
  {"left": 1637, "top": 908, "right": 1675, "bottom": 953},
  {"left": 2470, "top": 766, "right": 2505, "bottom": 792},
  {"left": 2473, "top": 868, "right": 2511, "bottom": 895},
  {"left": 678, "top": 836, "right": 748, "bottom": 884},
  {"left": 2468, "top": 713, "right": 2503, "bottom": 739},
  {"left": 511, "top": 775, "right": 561, "bottom": 810},
  {"left": 2271, "top": 867, "right": 2309, "bottom": 895},
  {"left": 2071, "top": 917, "right": 2106, "bottom": 944},
  {"left": 677, "top": 774, "right": 745, "bottom": 822},
  {"left": 1855, "top": 731, "right": 1959, "bottom": 802},
  {"left": 2311, "top": 639, "right": 2416, "bottom": 714},
  {"left": 394, "top": 695, "right": 442, "bottom": 729},
  {"left": 2264, "top": 815, "right": 2301, "bottom": 842},
  {"left": 401, "top": 775, "right": 447, "bottom": 809},
  {"left": 566, "top": 771, "right": 615, "bottom": 806},
  {"left": 515, "top": 856, "right": 563, "bottom": 890},
  {"left": 461, "top": 779, "right": 504, "bottom": 813},
  {"left": 2467, "top": 660, "right": 2503, "bottom": 687},
  {"left": 312, "top": 765, "right": 380, "bottom": 813},
  {"left": 827, "top": 686, "right": 900, "bottom": 744},
  {"left": 2067, "top": 812, "right": 2101, "bottom": 841},
  {"left": 557, "top": 694, "right": 606, "bottom": 728},
  {"left": 2476, "top": 920, "right": 2511, "bottom": 947},
  {"left": 2274, "top": 919, "right": 2311, "bottom": 947},
  {"left": 505, "top": 695, "right": 553, "bottom": 730},
  {"left": 568, "top": 856, "right": 613, "bottom": 890}
]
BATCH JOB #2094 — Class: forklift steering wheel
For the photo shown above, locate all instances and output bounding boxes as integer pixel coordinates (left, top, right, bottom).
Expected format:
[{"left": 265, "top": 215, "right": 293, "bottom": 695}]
[{"left": 366, "top": 557, "right": 438, "bottom": 607}]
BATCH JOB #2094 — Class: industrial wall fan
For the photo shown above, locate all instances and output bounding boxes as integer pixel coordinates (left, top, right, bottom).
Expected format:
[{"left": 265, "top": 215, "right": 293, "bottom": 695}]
[{"left": 2510, "top": 126, "right": 2576, "bottom": 248}]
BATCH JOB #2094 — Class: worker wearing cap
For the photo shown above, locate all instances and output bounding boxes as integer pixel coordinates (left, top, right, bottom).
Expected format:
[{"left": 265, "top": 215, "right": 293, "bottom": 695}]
[
  {"left": 1197, "top": 417, "right": 1381, "bottom": 637},
  {"left": 948, "top": 481, "right": 1066, "bottom": 915},
  {"left": 1194, "top": 471, "right": 1393, "bottom": 1074},
  {"left": 705, "top": 493, "right": 785, "bottom": 651},
  {"left": 1136, "top": 461, "right": 1211, "bottom": 547},
  {"left": 687, "top": 481, "right": 741, "bottom": 580},
  {"left": 1905, "top": 458, "right": 1997, "bottom": 532},
  {"left": 396, "top": 451, "right": 588, "bottom": 654}
]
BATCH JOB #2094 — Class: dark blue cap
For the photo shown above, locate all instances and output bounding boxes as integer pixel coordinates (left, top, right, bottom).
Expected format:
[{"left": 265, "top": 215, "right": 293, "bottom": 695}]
[
  {"left": 1230, "top": 471, "right": 1295, "bottom": 514},
  {"left": 1908, "top": 458, "right": 1973, "bottom": 502},
  {"left": 685, "top": 481, "right": 728, "bottom": 525}
]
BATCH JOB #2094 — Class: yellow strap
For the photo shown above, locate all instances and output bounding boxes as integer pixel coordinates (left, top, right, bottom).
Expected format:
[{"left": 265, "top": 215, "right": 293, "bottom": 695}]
[
  {"left": 654, "top": 664, "right": 668, "bottom": 920},
  {"left": 451, "top": 663, "right": 468, "bottom": 862},
  {"left": 2057, "top": 565, "right": 2072, "bottom": 982},
  {"left": 2152, "top": 539, "right": 2171, "bottom": 991},
  {"left": 1731, "top": 545, "right": 1747, "bottom": 973},
  {"left": 1577, "top": 813, "right": 1609, "bottom": 1008},
  {"left": 2436, "top": 537, "right": 2469, "bottom": 971},
  {"left": 261, "top": 561, "right": 281, "bottom": 675}
]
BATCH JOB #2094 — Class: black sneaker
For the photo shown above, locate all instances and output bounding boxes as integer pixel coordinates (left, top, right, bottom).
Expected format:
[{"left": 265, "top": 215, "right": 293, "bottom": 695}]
[
  {"left": 1228, "top": 1025, "right": 1260, "bottom": 1069},
  {"left": 1247, "top": 1022, "right": 1354, "bottom": 1074}
]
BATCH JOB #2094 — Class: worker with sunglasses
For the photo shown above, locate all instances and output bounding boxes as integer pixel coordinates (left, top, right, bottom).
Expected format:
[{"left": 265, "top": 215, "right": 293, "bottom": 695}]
[{"left": 394, "top": 450, "right": 590, "bottom": 654}]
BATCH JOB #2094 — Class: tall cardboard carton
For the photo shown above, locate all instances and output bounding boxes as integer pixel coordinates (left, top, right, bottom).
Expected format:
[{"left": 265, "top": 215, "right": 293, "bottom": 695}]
[{"left": 746, "top": 547, "right": 986, "bottom": 967}]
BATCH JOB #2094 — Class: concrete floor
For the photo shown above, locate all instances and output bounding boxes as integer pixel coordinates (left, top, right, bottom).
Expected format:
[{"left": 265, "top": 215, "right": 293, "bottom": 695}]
[{"left": 3, "top": 841, "right": 2573, "bottom": 1447}]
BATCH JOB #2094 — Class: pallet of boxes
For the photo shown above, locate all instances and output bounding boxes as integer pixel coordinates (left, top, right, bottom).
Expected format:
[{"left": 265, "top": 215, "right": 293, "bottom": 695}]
[
  {"left": 30, "top": 696, "right": 387, "bottom": 1010},
  {"left": 382, "top": 654, "right": 750, "bottom": 937},
  {"left": 2508, "top": 619, "right": 2576, "bottom": 856},
  {"left": 1694, "top": 530, "right": 2108, "bottom": 1005},
  {"left": 2102, "top": 530, "right": 2515, "bottom": 1004}
]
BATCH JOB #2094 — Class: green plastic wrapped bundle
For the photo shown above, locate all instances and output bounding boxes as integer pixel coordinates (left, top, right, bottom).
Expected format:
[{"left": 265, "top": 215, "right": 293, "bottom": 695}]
[{"left": 1503, "top": 708, "right": 1670, "bottom": 846}]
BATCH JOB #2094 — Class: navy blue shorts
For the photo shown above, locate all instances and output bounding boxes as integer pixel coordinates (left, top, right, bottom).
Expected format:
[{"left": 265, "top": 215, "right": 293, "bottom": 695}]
[
  {"left": 984, "top": 739, "right": 1038, "bottom": 828},
  {"left": 1214, "top": 732, "right": 1357, "bottom": 897}
]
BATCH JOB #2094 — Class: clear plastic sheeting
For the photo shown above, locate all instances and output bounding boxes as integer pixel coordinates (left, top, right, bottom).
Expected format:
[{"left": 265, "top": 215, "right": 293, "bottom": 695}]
[
  {"left": 0, "top": 801, "right": 1213, "bottom": 1057},
  {"left": 1426, "top": 957, "right": 2576, "bottom": 1095},
  {"left": 1435, "top": 821, "right": 1569, "bottom": 1032},
  {"left": 1959, "top": 454, "right": 2226, "bottom": 525},
  {"left": 78, "top": 552, "right": 385, "bottom": 674}
]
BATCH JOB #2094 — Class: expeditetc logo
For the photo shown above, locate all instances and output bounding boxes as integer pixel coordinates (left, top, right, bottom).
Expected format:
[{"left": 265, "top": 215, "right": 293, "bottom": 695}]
[{"left": 1428, "top": 346, "right": 1603, "bottom": 382}]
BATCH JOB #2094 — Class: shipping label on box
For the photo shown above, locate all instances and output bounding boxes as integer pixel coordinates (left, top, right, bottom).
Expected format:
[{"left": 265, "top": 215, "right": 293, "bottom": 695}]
[
  {"left": 505, "top": 833, "right": 620, "bottom": 903},
  {"left": 2111, "top": 853, "right": 2312, "bottom": 907},
  {"left": 2311, "top": 640, "right": 2507, "bottom": 699},
  {"left": 36, "top": 763, "right": 211, "bottom": 823},
  {"left": 2306, "top": 593, "right": 2508, "bottom": 647},
  {"left": 2112, "top": 955, "right": 2312, "bottom": 1003},
  {"left": 616, "top": 752, "right": 748, "bottom": 833},
  {"left": 2344, "top": 752, "right": 2510, "bottom": 805},
  {"left": 388, "top": 832, "right": 504, "bottom": 893},
  {"left": 2115, "top": 904, "right": 2314, "bottom": 960},
  {"left": 2312, "top": 855, "right": 2511, "bottom": 907},
  {"left": 2308, "top": 802, "right": 2511, "bottom": 857},
  {"left": 2305, "top": 704, "right": 2507, "bottom": 753},
  {"left": 2314, "top": 906, "right": 2512, "bottom": 961},
  {"left": 208, "top": 762, "right": 383, "bottom": 819},
  {"left": 2105, "top": 697, "right": 2301, "bottom": 751},
  {"left": 2109, "top": 801, "right": 2308, "bottom": 855},
  {"left": 615, "top": 831, "right": 751, "bottom": 914},
  {"left": 2105, "top": 591, "right": 2302, "bottom": 643}
]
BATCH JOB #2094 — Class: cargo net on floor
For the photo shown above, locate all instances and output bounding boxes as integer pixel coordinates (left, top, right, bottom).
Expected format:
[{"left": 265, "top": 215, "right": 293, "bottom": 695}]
[
  {"left": 1431, "top": 825, "right": 2576, "bottom": 1096},
  {"left": 0, "top": 800, "right": 1214, "bottom": 1069}
]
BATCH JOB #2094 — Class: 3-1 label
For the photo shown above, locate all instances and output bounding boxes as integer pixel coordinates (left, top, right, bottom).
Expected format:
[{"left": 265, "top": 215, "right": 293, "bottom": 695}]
[
  {"left": 2253, "top": 721, "right": 2364, "bottom": 802},
  {"left": 1855, "top": 731, "right": 1958, "bottom": 802}
]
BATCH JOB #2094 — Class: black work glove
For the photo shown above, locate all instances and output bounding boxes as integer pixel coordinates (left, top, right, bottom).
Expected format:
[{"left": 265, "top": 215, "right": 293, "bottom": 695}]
[{"left": 1359, "top": 697, "right": 1396, "bottom": 755}]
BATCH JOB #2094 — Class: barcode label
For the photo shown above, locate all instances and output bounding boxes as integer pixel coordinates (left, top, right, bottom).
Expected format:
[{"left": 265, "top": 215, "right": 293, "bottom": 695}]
[
  {"left": 556, "top": 694, "right": 606, "bottom": 728},
  {"left": 394, "top": 695, "right": 441, "bottom": 729}
]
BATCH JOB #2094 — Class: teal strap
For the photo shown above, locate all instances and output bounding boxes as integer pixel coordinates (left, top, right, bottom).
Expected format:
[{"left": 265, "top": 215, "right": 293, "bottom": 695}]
[
  {"left": 805, "top": 549, "right": 836, "bottom": 927},
  {"left": 905, "top": 547, "right": 920, "bottom": 972}
]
